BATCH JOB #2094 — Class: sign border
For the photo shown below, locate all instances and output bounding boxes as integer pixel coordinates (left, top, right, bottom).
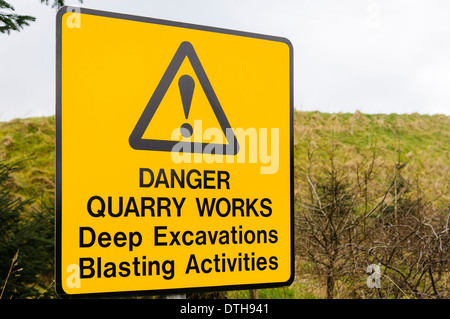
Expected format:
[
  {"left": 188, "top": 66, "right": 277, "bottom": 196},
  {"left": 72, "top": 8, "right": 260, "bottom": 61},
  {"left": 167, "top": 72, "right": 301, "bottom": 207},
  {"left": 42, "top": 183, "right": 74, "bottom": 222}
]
[{"left": 55, "top": 6, "right": 294, "bottom": 298}]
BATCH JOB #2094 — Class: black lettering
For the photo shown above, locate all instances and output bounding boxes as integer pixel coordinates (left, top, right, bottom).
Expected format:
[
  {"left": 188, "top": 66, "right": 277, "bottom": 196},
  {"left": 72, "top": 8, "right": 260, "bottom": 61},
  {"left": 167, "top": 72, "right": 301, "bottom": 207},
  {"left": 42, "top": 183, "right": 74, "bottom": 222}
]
[
  {"left": 213, "top": 254, "right": 221, "bottom": 272},
  {"left": 195, "top": 231, "right": 207, "bottom": 245},
  {"left": 87, "top": 196, "right": 105, "bottom": 218},
  {"left": 243, "top": 253, "right": 250, "bottom": 271},
  {"left": 182, "top": 231, "right": 194, "bottom": 246},
  {"left": 260, "top": 198, "right": 272, "bottom": 217},
  {"left": 79, "top": 227, "right": 95, "bottom": 248},
  {"left": 268, "top": 229, "right": 278, "bottom": 243},
  {"left": 169, "top": 231, "right": 181, "bottom": 245},
  {"left": 79, "top": 257, "right": 95, "bottom": 278},
  {"left": 208, "top": 230, "right": 219, "bottom": 244},
  {"left": 98, "top": 231, "right": 111, "bottom": 248},
  {"left": 119, "top": 261, "right": 131, "bottom": 277},
  {"left": 155, "top": 169, "right": 169, "bottom": 188},
  {"left": 196, "top": 198, "right": 216, "bottom": 217},
  {"left": 124, "top": 197, "right": 139, "bottom": 217},
  {"left": 139, "top": 168, "right": 154, "bottom": 187},
  {"left": 129, "top": 232, "right": 142, "bottom": 251},
  {"left": 227, "top": 257, "right": 238, "bottom": 271},
  {"left": 172, "top": 197, "right": 185, "bottom": 217},
  {"left": 256, "top": 257, "right": 267, "bottom": 270},
  {"left": 246, "top": 198, "right": 259, "bottom": 216},
  {"left": 141, "top": 197, "right": 155, "bottom": 217},
  {"left": 171, "top": 169, "right": 184, "bottom": 188},
  {"left": 231, "top": 226, "right": 238, "bottom": 244},
  {"left": 232, "top": 198, "right": 245, "bottom": 216},
  {"left": 217, "top": 171, "right": 230, "bottom": 189},
  {"left": 104, "top": 262, "right": 116, "bottom": 278},
  {"left": 269, "top": 256, "right": 278, "bottom": 270},
  {"left": 97, "top": 257, "right": 102, "bottom": 278},
  {"left": 162, "top": 260, "right": 175, "bottom": 280},
  {"left": 218, "top": 230, "right": 229, "bottom": 244},
  {"left": 154, "top": 226, "right": 167, "bottom": 246},
  {"left": 216, "top": 198, "right": 230, "bottom": 217},
  {"left": 244, "top": 230, "right": 255, "bottom": 244},
  {"left": 157, "top": 197, "right": 171, "bottom": 216},
  {"left": 147, "top": 260, "right": 160, "bottom": 276},
  {"left": 186, "top": 169, "right": 202, "bottom": 189},
  {"left": 201, "top": 258, "right": 212, "bottom": 273},
  {"left": 139, "top": 169, "right": 231, "bottom": 189},
  {"left": 203, "top": 170, "right": 215, "bottom": 189},
  {"left": 256, "top": 229, "right": 267, "bottom": 243},
  {"left": 114, "top": 232, "right": 127, "bottom": 247},
  {"left": 185, "top": 254, "right": 200, "bottom": 274},
  {"left": 133, "top": 257, "right": 141, "bottom": 276},
  {"left": 108, "top": 196, "right": 123, "bottom": 217}
]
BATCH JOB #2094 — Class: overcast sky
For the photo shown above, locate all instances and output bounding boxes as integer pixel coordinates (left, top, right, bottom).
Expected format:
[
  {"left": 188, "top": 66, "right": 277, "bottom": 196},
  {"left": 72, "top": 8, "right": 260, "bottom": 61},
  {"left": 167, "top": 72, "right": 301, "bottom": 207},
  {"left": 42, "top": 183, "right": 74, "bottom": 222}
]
[{"left": 0, "top": 0, "right": 449, "bottom": 121}]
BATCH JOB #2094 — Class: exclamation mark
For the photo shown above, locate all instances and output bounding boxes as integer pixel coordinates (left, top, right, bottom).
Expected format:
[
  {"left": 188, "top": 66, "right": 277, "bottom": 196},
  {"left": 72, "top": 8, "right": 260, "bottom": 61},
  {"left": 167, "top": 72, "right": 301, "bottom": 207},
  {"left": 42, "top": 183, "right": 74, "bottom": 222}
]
[{"left": 178, "top": 74, "right": 195, "bottom": 138}]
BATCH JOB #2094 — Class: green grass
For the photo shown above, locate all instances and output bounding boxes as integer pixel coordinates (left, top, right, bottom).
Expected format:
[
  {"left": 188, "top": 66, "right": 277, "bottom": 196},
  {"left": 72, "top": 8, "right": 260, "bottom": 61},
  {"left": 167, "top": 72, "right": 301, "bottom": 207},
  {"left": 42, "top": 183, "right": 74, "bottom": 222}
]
[
  {"left": 226, "top": 282, "right": 320, "bottom": 299},
  {"left": 0, "top": 116, "right": 55, "bottom": 203},
  {"left": 293, "top": 111, "right": 450, "bottom": 205}
]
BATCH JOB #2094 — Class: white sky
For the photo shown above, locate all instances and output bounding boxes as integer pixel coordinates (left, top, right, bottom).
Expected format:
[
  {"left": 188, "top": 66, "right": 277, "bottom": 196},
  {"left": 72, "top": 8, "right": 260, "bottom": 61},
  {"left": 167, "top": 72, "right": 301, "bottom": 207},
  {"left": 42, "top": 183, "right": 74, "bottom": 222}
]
[{"left": 0, "top": 0, "right": 449, "bottom": 121}]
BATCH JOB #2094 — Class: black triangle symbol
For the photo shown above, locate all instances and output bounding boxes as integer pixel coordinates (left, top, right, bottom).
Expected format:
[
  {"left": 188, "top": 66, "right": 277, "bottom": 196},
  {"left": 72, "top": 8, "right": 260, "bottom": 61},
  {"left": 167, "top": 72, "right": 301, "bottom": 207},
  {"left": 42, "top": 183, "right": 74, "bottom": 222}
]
[{"left": 129, "top": 41, "right": 240, "bottom": 155}]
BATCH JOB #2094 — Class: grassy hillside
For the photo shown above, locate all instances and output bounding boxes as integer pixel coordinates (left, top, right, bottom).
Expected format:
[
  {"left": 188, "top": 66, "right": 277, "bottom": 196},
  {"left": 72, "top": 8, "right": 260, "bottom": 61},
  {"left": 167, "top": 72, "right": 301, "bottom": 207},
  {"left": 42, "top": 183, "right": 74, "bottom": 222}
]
[
  {"left": 1, "top": 111, "right": 448, "bottom": 205},
  {"left": 0, "top": 110, "right": 449, "bottom": 298},
  {"left": 294, "top": 111, "right": 449, "bottom": 205},
  {"left": 0, "top": 116, "right": 55, "bottom": 204}
]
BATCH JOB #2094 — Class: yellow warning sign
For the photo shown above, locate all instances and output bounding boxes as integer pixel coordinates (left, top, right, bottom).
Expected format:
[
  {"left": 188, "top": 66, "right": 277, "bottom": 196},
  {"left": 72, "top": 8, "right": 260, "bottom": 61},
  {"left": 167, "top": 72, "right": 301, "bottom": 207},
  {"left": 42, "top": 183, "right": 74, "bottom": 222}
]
[{"left": 56, "top": 6, "right": 293, "bottom": 297}]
